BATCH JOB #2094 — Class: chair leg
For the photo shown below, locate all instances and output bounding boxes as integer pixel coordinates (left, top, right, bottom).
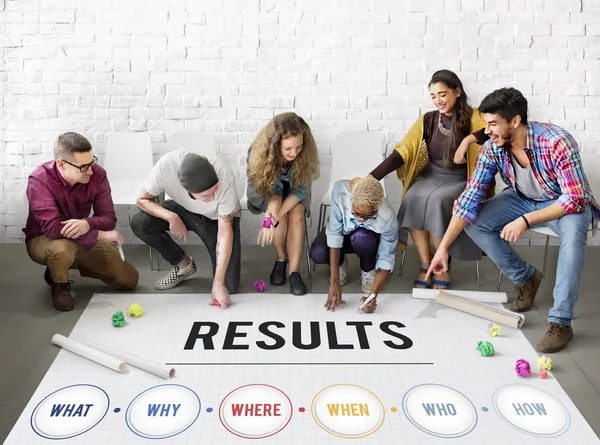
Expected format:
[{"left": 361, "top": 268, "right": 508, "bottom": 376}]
[
  {"left": 148, "top": 245, "right": 154, "bottom": 270},
  {"left": 305, "top": 214, "right": 311, "bottom": 278},
  {"left": 541, "top": 235, "right": 549, "bottom": 278},
  {"left": 476, "top": 260, "right": 480, "bottom": 289},
  {"left": 496, "top": 271, "right": 503, "bottom": 292},
  {"left": 398, "top": 249, "right": 406, "bottom": 276},
  {"left": 157, "top": 253, "right": 162, "bottom": 271}
]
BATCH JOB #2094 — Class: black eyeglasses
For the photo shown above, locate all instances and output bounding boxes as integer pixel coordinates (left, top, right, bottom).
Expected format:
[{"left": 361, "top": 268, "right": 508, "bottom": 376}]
[
  {"left": 61, "top": 155, "right": 98, "bottom": 173},
  {"left": 351, "top": 207, "right": 377, "bottom": 220}
]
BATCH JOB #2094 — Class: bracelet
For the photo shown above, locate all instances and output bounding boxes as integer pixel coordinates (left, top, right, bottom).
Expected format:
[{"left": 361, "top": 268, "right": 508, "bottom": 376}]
[{"left": 521, "top": 215, "right": 531, "bottom": 229}]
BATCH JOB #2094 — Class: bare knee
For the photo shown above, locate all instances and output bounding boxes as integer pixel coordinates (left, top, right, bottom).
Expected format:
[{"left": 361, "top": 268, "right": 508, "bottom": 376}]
[{"left": 288, "top": 203, "right": 305, "bottom": 222}]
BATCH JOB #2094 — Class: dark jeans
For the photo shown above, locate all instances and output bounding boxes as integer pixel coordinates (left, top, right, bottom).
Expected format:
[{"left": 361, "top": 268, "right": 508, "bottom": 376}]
[
  {"left": 310, "top": 227, "right": 380, "bottom": 272},
  {"left": 131, "top": 200, "right": 241, "bottom": 293}
]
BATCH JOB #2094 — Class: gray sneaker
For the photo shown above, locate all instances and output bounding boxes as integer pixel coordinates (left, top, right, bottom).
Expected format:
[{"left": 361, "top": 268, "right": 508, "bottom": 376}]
[{"left": 155, "top": 258, "right": 197, "bottom": 290}]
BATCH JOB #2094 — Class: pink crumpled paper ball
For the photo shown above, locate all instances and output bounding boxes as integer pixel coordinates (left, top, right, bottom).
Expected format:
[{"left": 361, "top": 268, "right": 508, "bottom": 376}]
[
  {"left": 254, "top": 280, "right": 267, "bottom": 292},
  {"left": 262, "top": 217, "right": 273, "bottom": 228},
  {"left": 515, "top": 359, "right": 531, "bottom": 377}
]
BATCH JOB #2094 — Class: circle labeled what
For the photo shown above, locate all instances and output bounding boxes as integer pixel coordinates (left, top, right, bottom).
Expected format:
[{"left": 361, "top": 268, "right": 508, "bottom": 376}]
[
  {"left": 126, "top": 384, "right": 201, "bottom": 439},
  {"left": 311, "top": 384, "right": 385, "bottom": 439},
  {"left": 31, "top": 384, "right": 109, "bottom": 440},
  {"left": 219, "top": 384, "right": 292, "bottom": 439},
  {"left": 493, "top": 384, "right": 570, "bottom": 437},
  {"left": 403, "top": 384, "right": 477, "bottom": 438}
]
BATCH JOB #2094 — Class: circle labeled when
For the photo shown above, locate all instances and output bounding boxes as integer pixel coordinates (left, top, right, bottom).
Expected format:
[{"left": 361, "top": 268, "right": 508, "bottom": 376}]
[
  {"left": 403, "top": 384, "right": 477, "bottom": 438},
  {"left": 493, "top": 384, "right": 570, "bottom": 437},
  {"left": 31, "top": 384, "right": 109, "bottom": 440},
  {"left": 219, "top": 384, "right": 293, "bottom": 439},
  {"left": 311, "top": 384, "right": 385, "bottom": 439},
  {"left": 126, "top": 384, "right": 201, "bottom": 439}
]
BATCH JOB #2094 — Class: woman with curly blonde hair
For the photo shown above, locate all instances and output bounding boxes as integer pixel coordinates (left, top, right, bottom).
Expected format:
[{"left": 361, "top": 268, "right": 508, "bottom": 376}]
[
  {"left": 310, "top": 176, "right": 399, "bottom": 313},
  {"left": 246, "top": 112, "right": 320, "bottom": 295}
]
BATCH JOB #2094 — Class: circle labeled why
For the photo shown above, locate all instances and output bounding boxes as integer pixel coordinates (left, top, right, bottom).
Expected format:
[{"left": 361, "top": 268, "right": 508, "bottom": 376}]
[
  {"left": 403, "top": 384, "right": 477, "bottom": 438},
  {"left": 31, "top": 384, "right": 109, "bottom": 440},
  {"left": 493, "top": 384, "right": 570, "bottom": 437},
  {"left": 311, "top": 384, "right": 385, "bottom": 439},
  {"left": 219, "top": 384, "right": 293, "bottom": 439},
  {"left": 126, "top": 384, "right": 201, "bottom": 439}
]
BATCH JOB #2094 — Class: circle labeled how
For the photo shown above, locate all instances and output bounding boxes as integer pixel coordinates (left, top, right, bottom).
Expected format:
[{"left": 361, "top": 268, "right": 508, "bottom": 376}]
[
  {"left": 311, "top": 384, "right": 385, "bottom": 439},
  {"left": 126, "top": 384, "right": 201, "bottom": 439},
  {"left": 402, "top": 384, "right": 477, "bottom": 438},
  {"left": 493, "top": 384, "right": 570, "bottom": 437},
  {"left": 219, "top": 384, "right": 293, "bottom": 439},
  {"left": 31, "top": 384, "right": 109, "bottom": 440}
]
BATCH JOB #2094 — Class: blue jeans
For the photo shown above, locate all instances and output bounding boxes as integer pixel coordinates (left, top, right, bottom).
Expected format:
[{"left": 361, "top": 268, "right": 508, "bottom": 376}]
[{"left": 465, "top": 188, "right": 591, "bottom": 326}]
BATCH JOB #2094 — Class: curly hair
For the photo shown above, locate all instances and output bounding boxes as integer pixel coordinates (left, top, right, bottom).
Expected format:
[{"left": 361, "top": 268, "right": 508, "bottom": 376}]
[
  {"left": 349, "top": 175, "right": 384, "bottom": 210},
  {"left": 247, "top": 112, "right": 320, "bottom": 198}
]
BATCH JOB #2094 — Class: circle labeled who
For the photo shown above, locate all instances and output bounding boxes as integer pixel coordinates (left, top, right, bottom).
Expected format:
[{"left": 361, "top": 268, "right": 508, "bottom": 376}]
[
  {"left": 126, "top": 384, "right": 201, "bottom": 439},
  {"left": 31, "top": 384, "right": 109, "bottom": 440},
  {"left": 402, "top": 384, "right": 478, "bottom": 438},
  {"left": 311, "top": 384, "right": 385, "bottom": 439},
  {"left": 493, "top": 384, "right": 570, "bottom": 437},
  {"left": 219, "top": 384, "right": 293, "bottom": 439}
]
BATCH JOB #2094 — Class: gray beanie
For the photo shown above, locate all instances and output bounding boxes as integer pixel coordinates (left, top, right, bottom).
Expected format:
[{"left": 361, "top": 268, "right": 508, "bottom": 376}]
[{"left": 178, "top": 153, "right": 219, "bottom": 193}]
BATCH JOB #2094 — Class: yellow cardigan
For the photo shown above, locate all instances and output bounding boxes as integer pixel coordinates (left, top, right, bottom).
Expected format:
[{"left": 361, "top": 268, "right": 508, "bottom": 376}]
[{"left": 394, "top": 108, "right": 487, "bottom": 199}]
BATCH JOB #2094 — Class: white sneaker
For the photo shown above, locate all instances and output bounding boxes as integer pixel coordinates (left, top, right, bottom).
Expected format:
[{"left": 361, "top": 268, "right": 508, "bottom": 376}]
[
  {"left": 338, "top": 257, "right": 348, "bottom": 286},
  {"left": 361, "top": 269, "right": 376, "bottom": 294},
  {"left": 155, "top": 258, "right": 197, "bottom": 290}
]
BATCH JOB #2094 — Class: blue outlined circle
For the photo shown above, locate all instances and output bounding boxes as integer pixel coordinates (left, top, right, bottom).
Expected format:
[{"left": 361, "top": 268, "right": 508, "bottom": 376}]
[
  {"left": 492, "top": 384, "right": 571, "bottom": 438},
  {"left": 30, "top": 384, "right": 110, "bottom": 440},
  {"left": 402, "top": 383, "right": 478, "bottom": 438},
  {"left": 125, "top": 384, "right": 201, "bottom": 440}
]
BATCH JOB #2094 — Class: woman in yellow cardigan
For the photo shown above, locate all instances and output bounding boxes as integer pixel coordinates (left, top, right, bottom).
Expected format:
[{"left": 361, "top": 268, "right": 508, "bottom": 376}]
[{"left": 370, "top": 70, "right": 489, "bottom": 289}]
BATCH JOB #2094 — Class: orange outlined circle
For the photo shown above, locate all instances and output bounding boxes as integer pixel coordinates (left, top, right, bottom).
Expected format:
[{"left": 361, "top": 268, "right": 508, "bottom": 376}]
[{"left": 311, "top": 384, "right": 385, "bottom": 439}]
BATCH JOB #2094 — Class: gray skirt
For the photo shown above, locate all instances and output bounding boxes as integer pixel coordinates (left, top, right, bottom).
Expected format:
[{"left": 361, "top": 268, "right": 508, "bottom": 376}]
[{"left": 397, "top": 162, "right": 482, "bottom": 261}]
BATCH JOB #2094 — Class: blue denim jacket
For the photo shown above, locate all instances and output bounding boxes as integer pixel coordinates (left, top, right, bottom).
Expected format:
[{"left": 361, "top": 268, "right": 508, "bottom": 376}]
[
  {"left": 326, "top": 180, "right": 399, "bottom": 271},
  {"left": 246, "top": 164, "right": 310, "bottom": 215}
]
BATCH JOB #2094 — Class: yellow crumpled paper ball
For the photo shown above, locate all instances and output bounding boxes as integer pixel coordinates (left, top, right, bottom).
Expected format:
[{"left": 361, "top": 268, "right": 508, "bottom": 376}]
[
  {"left": 537, "top": 355, "right": 552, "bottom": 371},
  {"left": 488, "top": 324, "right": 500, "bottom": 338},
  {"left": 127, "top": 303, "right": 143, "bottom": 318}
]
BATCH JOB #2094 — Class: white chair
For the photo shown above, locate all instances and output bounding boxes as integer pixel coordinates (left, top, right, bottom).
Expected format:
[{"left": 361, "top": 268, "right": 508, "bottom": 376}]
[
  {"left": 168, "top": 132, "right": 217, "bottom": 157},
  {"left": 104, "top": 132, "right": 155, "bottom": 269},
  {"left": 496, "top": 152, "right": 600, "bottom": 291}
]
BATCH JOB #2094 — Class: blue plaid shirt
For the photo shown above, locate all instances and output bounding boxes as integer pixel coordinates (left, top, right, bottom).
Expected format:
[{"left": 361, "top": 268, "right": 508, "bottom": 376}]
[{"left": 453, "top": 122, "right": 600, "bottom": 233}]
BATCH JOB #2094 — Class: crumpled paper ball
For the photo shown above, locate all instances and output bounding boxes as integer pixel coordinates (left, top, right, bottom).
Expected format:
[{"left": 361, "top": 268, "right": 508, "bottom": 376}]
[
  {"left": 488, "top": 324, "right": 500, "bottom": 337},
  {"left": 262, "top": 217, "right": 273, "bottom": 228},
  {"left": 127, "top": 303, "right": 143, "bottom": 318},
  {"left": 538, "top": 369, "right": 548, "bottom": 379},
  {"left": 537, "top": 355, "right": 552, "bottom": 371},
  {"left": 254, "top": 280, "right": 267, "bottom": 292},
  {"left": 477, "top": 341, "right": 495, "bottom": 356},
  {"left": 516, "top": 359, "right": 531, "bottom": 377}
]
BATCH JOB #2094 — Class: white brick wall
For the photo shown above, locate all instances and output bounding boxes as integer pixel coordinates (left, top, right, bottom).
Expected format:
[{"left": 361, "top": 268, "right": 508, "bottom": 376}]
[{"left": 1, "top": 0, "right": 600, "bottom": 246}]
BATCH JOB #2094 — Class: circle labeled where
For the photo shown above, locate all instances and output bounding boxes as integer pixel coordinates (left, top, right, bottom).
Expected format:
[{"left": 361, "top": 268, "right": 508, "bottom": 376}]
[
  {"left": 31, "top": 384, "right": 109, "bottom": 440},
  {"left": 126, "top": 384, "right": 200, "bottom": 439},
  {"left": 219, "top": 384, "right": 293, "bottom": 439},
  {"left": 311, "top": 384, "right": 385, "bottom": 438},
  {"left": 493, "top": 384, "right": 570, "bottom": 437},
  {"left": 403, "top": 384, "right": 477, "bottom": 438}
]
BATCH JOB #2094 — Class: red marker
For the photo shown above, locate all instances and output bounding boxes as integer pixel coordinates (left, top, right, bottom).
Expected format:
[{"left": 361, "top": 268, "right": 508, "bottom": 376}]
[{"left": 212, "top": 300, "right": 221, "bottom": 307}]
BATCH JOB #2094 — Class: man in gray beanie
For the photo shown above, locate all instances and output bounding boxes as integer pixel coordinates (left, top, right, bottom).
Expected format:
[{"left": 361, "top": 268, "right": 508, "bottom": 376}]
[{"left": 132, "top": 149, "right": 241, "bottom": 308}]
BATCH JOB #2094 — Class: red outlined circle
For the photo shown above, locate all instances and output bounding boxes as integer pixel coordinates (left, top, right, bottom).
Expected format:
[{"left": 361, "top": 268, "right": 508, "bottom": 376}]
[{"left": 218, "top": 384, "right": 293, "bottom": 439}]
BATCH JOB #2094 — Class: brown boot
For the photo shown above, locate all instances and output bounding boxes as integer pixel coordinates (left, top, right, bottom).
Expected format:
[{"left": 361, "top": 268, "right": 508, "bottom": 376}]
[
  {"left": 510, "top": 269, "right": 543, "bottom": 312},
  {"left": 51, "top": 281, "right": 74, "bottom": 311},
  {"left": 536, "top": 322, "right": 574, "bottom": 353}
]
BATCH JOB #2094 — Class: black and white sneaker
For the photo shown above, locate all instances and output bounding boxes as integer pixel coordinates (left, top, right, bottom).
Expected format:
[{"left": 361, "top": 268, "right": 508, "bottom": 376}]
[{"left": 155, "top": 258, "right": 197, "bottom": 290}]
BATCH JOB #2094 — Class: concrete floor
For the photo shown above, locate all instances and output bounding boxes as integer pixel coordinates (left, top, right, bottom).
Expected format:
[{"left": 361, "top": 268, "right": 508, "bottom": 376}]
[{"left": 1, "top": 242, "right": 599, "bottom": 441}]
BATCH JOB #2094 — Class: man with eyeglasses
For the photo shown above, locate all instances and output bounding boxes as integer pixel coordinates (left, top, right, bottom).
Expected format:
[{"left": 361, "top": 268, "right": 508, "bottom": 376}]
[
  {"left": 23, "top": 132, "right": 139, "bottom": 311},
  {"left": 309, "top": 176, "right": 399, "bottom": 312}
]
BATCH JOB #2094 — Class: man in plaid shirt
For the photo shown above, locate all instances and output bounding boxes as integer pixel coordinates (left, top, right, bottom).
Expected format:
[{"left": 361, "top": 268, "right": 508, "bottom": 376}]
[{"left": 427, "top": 87, "right": 599, "bottom": 353}]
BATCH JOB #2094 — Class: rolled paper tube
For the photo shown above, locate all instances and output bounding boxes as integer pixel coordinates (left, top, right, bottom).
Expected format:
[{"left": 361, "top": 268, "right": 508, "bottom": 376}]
[
  {"left": 435, "top": 291, "right": 525, "bottom": 329},
  {"left": 52, "top": 334, "right": 127, "bottom": 373},
  {"left": 84, "top": 340, "right": 175, "bottom": 379},
  {"left": 413, "top": 288, "right": 508, "bottom": 303}
]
